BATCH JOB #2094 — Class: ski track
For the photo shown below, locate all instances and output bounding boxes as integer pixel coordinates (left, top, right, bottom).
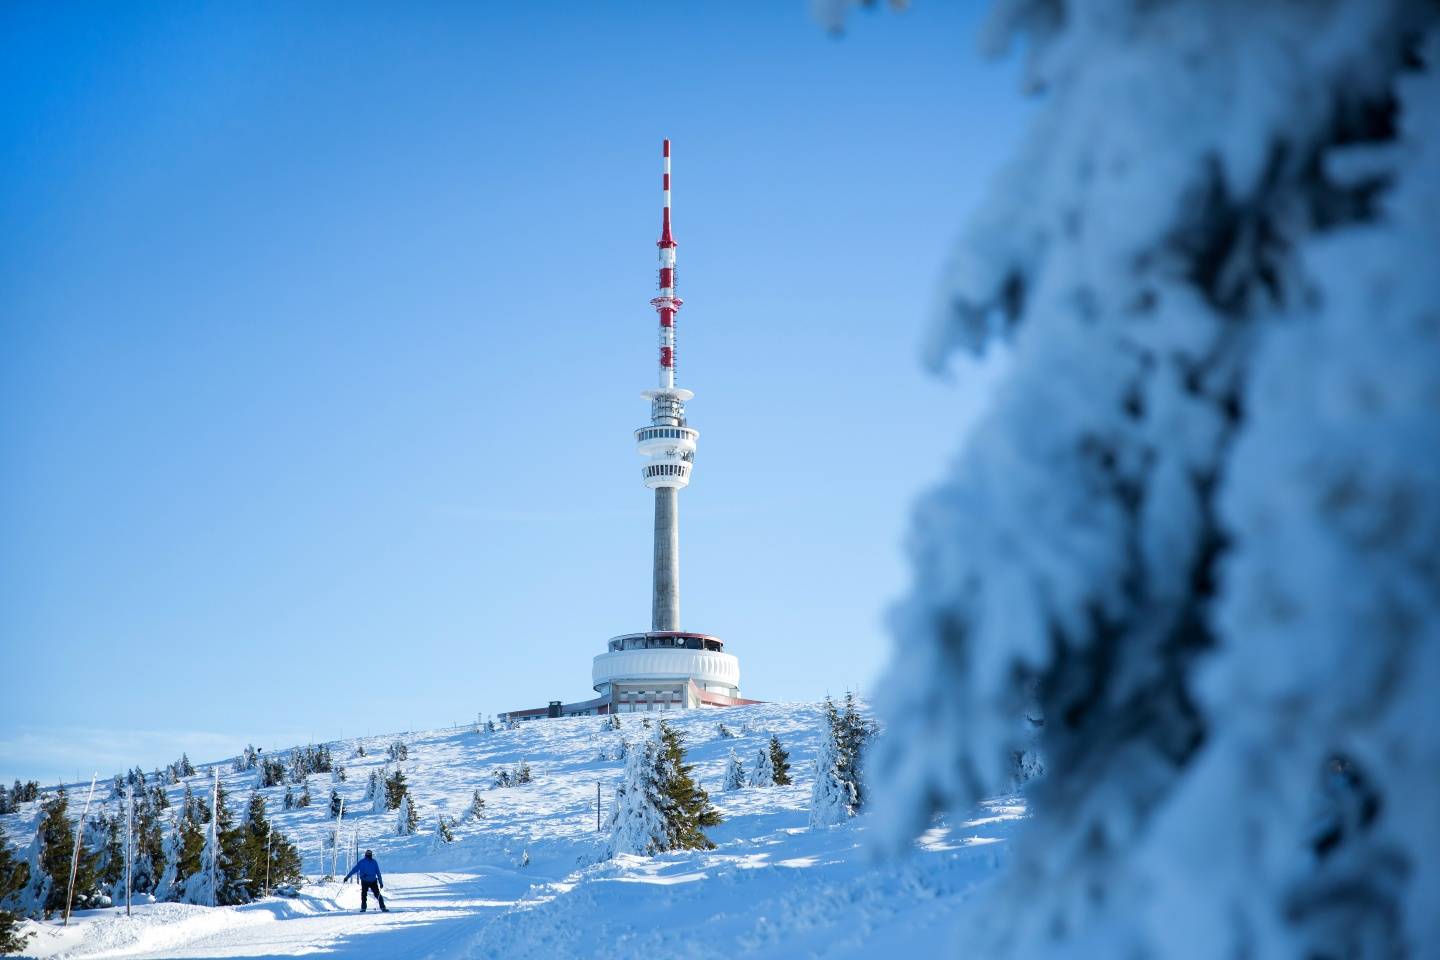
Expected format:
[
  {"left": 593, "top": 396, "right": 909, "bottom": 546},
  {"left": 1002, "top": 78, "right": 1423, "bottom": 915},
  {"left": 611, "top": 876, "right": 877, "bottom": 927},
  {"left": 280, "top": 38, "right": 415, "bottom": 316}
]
[{"left": 4, "top": 703, "right": 1025, "bottom": 958}]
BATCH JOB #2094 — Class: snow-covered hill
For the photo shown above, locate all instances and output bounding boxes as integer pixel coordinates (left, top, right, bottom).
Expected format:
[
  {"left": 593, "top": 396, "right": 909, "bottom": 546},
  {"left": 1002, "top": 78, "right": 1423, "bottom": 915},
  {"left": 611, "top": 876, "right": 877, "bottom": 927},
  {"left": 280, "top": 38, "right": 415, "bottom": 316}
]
[{"left": 3, "top": 702, "right": 1023, "bottom": 958}]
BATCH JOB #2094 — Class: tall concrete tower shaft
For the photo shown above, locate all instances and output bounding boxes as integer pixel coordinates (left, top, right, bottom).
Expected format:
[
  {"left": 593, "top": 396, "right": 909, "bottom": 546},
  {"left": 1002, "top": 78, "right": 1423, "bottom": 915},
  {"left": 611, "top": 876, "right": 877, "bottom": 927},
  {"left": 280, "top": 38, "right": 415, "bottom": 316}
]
[{"left": 637, "top": 139, "right": 696, "bottom": 632}]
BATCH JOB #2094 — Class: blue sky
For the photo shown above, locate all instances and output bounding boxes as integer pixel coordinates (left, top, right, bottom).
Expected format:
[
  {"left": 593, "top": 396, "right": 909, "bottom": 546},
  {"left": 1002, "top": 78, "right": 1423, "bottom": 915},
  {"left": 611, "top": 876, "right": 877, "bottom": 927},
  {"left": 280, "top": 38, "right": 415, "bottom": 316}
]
[{"left": 0, "top": 0, "right": 1023, "bottom": 785}]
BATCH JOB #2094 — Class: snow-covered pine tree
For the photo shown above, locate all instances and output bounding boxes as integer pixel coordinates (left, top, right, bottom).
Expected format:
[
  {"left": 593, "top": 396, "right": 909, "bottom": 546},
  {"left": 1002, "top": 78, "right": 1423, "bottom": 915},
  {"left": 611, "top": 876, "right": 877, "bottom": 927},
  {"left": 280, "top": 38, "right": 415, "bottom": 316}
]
[
  {"left": 722, "top": 750, "right": 746, "bottom": 791},
  {"left": 491, "top": 768, "right": 512, "bottom": 789},
  {"left": 214, "top": 787, "right": 249, "bottom": 905},
  {"left": 468, "top": 790, "right": 486, "bottom": 820},
  {"left": 180, "top": 783, "right": 197, "bottom": 821},
  {"left": 129, "top": 791, "right": 163, "bottom": 895},
  {"left": 175, "top": 775, "right": 249, "bottom": 906},
  {"left": 0, "top": 834, "right": 32, "bottom": 955},
  {"left": 383, "top": 769, "right": 408, "bottom": 811},
  {"left": 9, "top": 807, "right": 50, "bottom": 920},
  {"left": 238, "top": 792, "right": 268, "bottom": 898},
  {"left": 35, "top": 789, "right": 99, "bottom": 916},
  {"left": 363, "top": 769, "right": 379, "bottom": 802},
  {"left": 809, "top": 703, "right": 847, "bottom": 826},
  {"left": 433, "top": 815, "right": 454, "bottom": 846},
  {"left": 282, "top": 786, "right": 295, "bottom": 811},
  {"left": 863, "top": 3, "right": 1440, "bottom": 957},
  {"left": 838, "top": 693, "right": 873, "bottom": 806},
  {"left": 154, "top": 816, "right": 182, "bottom": 902},
  {"left": 715, "top": 722, "right": 736, "bottom": 739},
  {"left": 809, "top": 697, "right": 866, "bottom": 827},
  {"left": 369, "top": 773, "right": 387, "bottom": 815},
  {"left": 238, "top": 794, "right": 301, "bottom": 898},
  {"left": 749, "top": 744, "right": 776, "bottom": 788},
  {"left": 182, "top": 804, "right": 219, "bottom": 907},
  {"left": 768, "top": 735, "right": 792, "bottom": 786},
  {"left": 164, "top": 813, "right": 204, "bottom": 904},
  {"left": 604, "top": 713, "right": 621, "bottom": 731},
  {"left": 607, "top": 730, "right": 669, "bottom": 857},
  {"left": 329, "top": 789, "right": 342, "bottom": 819},
  {"left": 259, "top": 757, "right": 285, "bottom": 789},
  {"left": 395, "top": 793, "right": 418, "bottom": 836},
  {"left": 657, "top": 723, "right": 722, "bottom": 851},
  {"left": 516, "top": 761, "right": 533, "bottom": 785},
  {"left": 85, "top": 812, "right": 124, "bottom": 904},
  {"left": 296, "top": 780, "right": 311, "bottom": 808},
  {"left": 0, "top": 784, "right": 11, "bottom": 816}
]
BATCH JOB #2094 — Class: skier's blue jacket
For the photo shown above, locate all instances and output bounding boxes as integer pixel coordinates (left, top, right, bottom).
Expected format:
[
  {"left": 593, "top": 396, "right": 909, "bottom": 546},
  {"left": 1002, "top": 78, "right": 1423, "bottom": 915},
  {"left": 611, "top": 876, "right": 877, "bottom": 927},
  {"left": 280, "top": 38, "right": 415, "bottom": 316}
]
[{"left": 344, "top": 855, "right": 382, "bottom": 885}]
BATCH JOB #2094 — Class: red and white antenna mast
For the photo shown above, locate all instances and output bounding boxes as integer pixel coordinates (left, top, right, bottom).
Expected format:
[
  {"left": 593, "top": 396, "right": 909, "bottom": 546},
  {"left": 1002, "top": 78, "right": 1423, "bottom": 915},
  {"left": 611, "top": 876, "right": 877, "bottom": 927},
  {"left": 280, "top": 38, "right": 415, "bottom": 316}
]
[{"left": 651, "top": 138, "right": 683, "bottom": 389}]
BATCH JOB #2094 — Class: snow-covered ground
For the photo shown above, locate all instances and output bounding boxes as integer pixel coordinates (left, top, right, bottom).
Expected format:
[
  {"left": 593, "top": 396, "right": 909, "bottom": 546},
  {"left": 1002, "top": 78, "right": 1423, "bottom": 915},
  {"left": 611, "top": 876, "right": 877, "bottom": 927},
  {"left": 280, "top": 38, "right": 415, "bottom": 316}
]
[{"left": 4, "top": 702, "right": 1023, "bottom": 958}]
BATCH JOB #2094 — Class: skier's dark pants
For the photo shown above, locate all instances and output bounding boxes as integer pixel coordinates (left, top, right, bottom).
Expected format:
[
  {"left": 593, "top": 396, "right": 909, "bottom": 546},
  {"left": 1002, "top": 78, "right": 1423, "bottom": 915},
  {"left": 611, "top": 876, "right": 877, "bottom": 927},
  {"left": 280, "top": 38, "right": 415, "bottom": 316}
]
[{"left": 360, "top": 880, "right": 386, "bottom": 912}]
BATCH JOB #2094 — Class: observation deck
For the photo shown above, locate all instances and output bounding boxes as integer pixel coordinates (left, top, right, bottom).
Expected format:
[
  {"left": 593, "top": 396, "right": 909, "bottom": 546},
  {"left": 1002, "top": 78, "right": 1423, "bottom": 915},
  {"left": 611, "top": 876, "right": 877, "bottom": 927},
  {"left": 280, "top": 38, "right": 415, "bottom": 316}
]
[
  {"left": 636, "top": 394, "right": 698, "bottom": 490},
  {"left": 592, "top": 630, "right": 740, "bottom": 703}
]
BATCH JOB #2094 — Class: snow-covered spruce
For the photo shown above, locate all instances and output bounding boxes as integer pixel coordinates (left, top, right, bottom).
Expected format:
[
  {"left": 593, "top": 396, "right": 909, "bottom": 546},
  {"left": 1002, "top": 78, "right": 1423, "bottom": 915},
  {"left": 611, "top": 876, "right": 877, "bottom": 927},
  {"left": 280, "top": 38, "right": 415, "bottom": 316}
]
[
  {"left": 607, "top": 732, "right": 669, "bottom": 857},
  {"left": 748, "top": 743, "right": 776, "bottom": 788},
  {"left": 769, "top": 734, "right": 792, "bottom": 786},
  {"left": 722, "top": 750, "right": 746, "bottom": 791},
  {"left": 0, "top": 835, "right": 31, "bottom": 954},
  {"left": 608, "top": 722, "right": 721, "bottom": 857},
  {"left": 868, "top": 3, "right": 1440, "bottom": 957},
  {"left": 395, "top": 793, "right": 418, "bottom": 837},
  {"left": 430, "top": 815, "right": 455, "bottom": 851},
  {"left": 10, "top": 807, "right": 50, "bottom": 920},
  {"left": 809, "top": 695, "right": 870, "bottom": 827}
]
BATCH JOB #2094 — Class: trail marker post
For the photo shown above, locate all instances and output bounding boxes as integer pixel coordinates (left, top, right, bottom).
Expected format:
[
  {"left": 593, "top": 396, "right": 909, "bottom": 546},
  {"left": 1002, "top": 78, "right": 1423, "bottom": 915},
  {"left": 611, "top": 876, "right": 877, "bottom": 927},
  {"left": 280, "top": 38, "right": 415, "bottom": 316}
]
[
  {"left": 63, "top": 774, "right": 98, "bottom": 926},
  {"left": 124, "top": 787, "right": 133, "bottom": 917},
  {"left": 209, "top": 767, "right": 219, "bottom": 907}
]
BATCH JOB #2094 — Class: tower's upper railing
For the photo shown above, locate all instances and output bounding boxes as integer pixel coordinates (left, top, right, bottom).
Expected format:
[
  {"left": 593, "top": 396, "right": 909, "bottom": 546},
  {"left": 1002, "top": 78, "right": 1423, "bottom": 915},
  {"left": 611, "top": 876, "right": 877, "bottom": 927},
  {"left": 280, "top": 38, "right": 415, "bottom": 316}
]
[{"left": 605, "top": 631, "right": 725, "bottom": 653}]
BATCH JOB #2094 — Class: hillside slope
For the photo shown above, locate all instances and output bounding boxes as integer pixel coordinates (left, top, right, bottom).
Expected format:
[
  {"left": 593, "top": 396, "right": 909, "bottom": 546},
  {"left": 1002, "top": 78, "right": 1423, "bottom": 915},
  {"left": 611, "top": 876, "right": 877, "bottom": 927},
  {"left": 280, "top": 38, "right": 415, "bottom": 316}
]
[{"left": 4, "top": 702, "right": 1023, "bottom": 958}]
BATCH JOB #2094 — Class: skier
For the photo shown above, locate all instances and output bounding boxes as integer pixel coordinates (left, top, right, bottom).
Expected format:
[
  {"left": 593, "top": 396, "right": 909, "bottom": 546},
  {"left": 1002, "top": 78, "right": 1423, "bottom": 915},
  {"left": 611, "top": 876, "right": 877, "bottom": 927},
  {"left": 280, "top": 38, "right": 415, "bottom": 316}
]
[{"left": 343, "top": 849, "right": 388, "bottom": 912}]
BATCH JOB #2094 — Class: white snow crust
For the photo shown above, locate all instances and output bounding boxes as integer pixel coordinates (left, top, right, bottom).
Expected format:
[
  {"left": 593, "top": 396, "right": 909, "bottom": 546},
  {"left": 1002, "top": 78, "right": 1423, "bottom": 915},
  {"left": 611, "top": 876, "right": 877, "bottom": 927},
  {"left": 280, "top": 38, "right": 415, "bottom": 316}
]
[{"left": 1, "top": 702, "right": 1023, "bottom": 959}]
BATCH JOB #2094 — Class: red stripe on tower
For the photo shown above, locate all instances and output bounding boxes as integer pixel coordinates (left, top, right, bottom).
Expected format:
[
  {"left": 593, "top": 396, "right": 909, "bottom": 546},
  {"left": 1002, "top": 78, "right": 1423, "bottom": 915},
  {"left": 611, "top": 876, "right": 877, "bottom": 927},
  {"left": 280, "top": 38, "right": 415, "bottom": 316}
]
[{"left": 651, "top": 138, "right": 682, "bottom": 390}]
